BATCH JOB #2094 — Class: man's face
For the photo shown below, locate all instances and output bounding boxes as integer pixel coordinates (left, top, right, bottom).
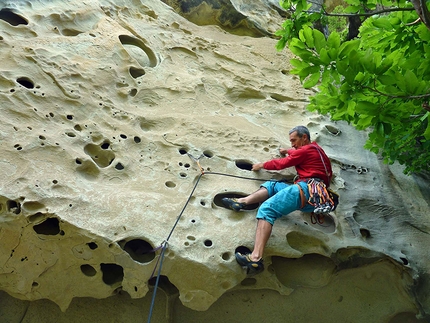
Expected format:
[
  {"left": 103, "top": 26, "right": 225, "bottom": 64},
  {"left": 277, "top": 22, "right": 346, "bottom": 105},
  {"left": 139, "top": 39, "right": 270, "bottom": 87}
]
[{"left": 289, "top": 131, "right": 307, "bottom": 149}]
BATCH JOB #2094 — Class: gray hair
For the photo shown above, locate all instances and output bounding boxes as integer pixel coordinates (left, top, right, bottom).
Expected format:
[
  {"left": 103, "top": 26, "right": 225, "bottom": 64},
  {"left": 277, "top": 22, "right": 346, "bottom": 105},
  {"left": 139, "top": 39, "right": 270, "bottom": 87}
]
[{"left": 289, "top": 126, "right": 311, "bottom": 141}]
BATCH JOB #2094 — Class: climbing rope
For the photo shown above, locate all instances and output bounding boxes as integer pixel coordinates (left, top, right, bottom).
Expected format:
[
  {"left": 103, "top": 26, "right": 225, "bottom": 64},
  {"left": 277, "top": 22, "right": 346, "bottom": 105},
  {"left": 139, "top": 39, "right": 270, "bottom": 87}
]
[
  {"left": 146, "top": 159, "right": 283, "bottom": 322},
  {"left": 146, "top": 154, "right": 315, "bottom": 322}
]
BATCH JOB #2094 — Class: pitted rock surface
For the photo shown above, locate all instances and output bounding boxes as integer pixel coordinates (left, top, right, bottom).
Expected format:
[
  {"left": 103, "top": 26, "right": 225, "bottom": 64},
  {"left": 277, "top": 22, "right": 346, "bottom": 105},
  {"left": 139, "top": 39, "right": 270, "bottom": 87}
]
[{"left": 0, "top": 1, "right": 429, "bottom": 322}]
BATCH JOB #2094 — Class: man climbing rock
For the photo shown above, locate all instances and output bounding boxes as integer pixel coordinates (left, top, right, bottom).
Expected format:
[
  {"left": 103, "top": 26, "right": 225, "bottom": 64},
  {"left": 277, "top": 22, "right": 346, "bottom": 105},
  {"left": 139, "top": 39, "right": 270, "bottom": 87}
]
[{"left": 222, "top": 125, "right": 333, "bottom": 275}]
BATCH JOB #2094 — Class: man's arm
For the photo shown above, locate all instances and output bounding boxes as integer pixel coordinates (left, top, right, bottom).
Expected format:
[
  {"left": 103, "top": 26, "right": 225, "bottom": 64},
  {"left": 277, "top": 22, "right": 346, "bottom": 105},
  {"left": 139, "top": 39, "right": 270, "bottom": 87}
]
[{"left": 252, "top": 162, "right": 264, "bottom": 171}]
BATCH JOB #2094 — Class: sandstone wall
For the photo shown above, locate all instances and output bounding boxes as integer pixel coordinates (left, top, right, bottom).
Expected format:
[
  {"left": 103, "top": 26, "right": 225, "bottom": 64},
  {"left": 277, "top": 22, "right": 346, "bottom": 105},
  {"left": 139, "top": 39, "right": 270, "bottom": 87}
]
[{"left": 0, "top": 1, "right": 429, "bottom": 322}]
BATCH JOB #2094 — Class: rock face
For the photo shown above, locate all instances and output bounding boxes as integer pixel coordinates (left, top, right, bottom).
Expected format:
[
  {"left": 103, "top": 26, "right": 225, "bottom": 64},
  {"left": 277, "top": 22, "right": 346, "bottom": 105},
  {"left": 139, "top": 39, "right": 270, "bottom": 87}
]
[{"left": 0, "top": 1, "right": 429, "bottom": 322}]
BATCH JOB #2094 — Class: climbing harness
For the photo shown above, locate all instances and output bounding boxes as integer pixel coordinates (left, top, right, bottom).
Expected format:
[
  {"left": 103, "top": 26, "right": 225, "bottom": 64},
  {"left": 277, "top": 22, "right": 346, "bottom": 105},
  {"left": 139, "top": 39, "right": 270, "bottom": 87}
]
[{"left": 306, "top": 145, "right": 339, "bottom": 214}]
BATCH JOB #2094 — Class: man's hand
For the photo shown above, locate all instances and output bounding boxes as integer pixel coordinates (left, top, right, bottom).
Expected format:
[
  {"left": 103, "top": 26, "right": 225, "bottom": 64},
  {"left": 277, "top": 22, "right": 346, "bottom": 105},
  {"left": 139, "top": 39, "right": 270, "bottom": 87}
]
[
  {"left": 279, "top": 148, "right": 289, "bottom": 155},
  {"left": 252, "top": 163, "right": 264, "bottom": 171}
]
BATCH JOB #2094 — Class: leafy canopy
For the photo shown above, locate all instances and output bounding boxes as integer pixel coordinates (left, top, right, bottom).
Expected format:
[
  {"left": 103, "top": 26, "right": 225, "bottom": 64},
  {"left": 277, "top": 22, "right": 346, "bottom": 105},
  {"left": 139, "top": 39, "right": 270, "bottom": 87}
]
[{"left": 276, "top": 0, "right": 430, "bottom": 174}]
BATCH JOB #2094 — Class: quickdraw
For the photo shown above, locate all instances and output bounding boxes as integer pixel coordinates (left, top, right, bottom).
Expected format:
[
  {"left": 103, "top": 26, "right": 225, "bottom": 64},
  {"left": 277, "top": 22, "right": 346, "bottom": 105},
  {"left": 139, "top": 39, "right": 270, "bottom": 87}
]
[{"left": 307, "top": 178, "right": 336, "bottom": 214}]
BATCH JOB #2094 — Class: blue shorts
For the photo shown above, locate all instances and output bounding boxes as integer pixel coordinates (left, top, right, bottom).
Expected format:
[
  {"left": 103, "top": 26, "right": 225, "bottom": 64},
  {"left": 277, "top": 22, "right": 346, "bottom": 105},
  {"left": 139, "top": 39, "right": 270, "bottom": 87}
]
[{"left": 256, "top": 181, "right": 315, "bottom": 225}]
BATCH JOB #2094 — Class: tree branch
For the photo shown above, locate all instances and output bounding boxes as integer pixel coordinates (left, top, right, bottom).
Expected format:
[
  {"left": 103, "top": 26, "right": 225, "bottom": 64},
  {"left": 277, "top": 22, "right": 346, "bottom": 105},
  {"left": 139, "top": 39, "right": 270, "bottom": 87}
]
[
  {"left": 362, "top": 84, "right": 430, "bottom": 100},
  {"left": 322, "top": 7, "right": 414, "bottom": 17}
]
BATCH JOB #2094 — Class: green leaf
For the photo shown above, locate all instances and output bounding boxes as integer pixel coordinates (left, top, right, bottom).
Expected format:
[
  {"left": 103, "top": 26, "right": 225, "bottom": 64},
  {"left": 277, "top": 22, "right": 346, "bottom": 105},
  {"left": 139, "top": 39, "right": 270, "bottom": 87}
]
[
  {"left": 297, "top": 65, "right": 320, "bottom": 80},
  {"left": 276, "top": 37, "right": 287, "bottom": 51},
  {"left": 290, "top": 58, "right": 310, "bottom": 70},
  {"left": 344, "top": 5, "right": 361, "bottom": 13},
  {"left": 337, "top": 59, "right": 349, "bottom": 76},
  {"left": 356, "top": 101, "right": 379, "bottom": 115},
  {"left": 338, "top": 39, "right": 361, "bottom": 60},
  {"left": 303, "top": 26, "right": 314, "bottom": 48},
  {"left": 372, "top": 17, "right": 392, "bottom": 30},
  {"left": 327, "top": 32, "right": 340, "bottom": 50},
  {"left": 303, "top": 72, "right": 320, "bottom": 88},
  {"left": 356, "top": 115, "right": 374, "bottom": 128},
  {"left": 319, "top": 48, "right": 331, "bottom": 65},
  {"left": 313, "top": 29, "right": 326, "bottom": 53},
  {"left": 375, "top": 57, "right": 393, "bottom": 75},
  {"left": 354, "top": 72, "right": 366, "bottom": 83},
  {"left": 404, "top": 70, "right": 419, "bottom": 94}
]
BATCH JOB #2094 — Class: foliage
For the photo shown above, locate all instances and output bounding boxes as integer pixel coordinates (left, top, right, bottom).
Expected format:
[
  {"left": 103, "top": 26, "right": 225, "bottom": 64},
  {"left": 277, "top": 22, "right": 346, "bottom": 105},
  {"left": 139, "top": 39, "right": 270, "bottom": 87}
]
[
  {"left": 327, "top": 5, "right": 348, "bottom": 37},
  {"left": 276, "top": 0, "right": 430, "bottom": 174}
]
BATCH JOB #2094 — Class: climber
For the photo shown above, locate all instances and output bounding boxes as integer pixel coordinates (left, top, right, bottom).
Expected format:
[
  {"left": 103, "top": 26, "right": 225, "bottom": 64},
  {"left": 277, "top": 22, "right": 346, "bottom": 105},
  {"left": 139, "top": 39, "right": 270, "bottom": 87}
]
[{"left": 222, "top": 125, "right": 333, "bottom": 275}]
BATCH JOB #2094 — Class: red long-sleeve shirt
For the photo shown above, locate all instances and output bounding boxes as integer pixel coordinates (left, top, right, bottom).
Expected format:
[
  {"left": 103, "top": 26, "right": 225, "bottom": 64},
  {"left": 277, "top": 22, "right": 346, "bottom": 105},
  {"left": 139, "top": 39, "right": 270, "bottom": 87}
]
[{"left": 263, "top": 142, "right": 332, "bottom": 186}]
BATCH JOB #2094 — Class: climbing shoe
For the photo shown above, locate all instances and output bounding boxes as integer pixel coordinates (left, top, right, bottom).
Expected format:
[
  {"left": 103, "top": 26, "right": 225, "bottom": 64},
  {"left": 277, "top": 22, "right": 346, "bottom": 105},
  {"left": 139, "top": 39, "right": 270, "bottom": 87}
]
[
  {"left": 235, "top": 252, "right": 264, "bottom": 276},
  {"left": 222, "top": 198, "right": 246, "bottom": 211}
]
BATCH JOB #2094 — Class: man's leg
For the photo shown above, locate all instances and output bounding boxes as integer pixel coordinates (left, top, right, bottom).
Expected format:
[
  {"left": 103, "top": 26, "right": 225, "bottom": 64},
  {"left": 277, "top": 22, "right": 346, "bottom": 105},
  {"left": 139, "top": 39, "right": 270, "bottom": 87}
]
[
  {"left": 237, "top": 187, "right": 268, "bottom": 205},
  {"left": 250, "top": 219, "right": 272, "bottom": 261},
  {"left": 222, "top": 187, "right": 268, "bottom": 211}
]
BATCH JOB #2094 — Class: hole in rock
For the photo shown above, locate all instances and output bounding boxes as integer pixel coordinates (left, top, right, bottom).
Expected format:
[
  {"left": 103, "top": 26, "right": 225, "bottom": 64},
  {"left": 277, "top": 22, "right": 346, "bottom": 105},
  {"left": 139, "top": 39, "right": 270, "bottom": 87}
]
[
  {"left": 133, "top": 136, "right": 141, "bottom": 143},
  {"left": 119, "top": 35, "right": 157, "bottom": 68},
  {"left": 6, "top": 200, "right": 21, "bottom": 214},
  {"left": 235, "top": 159, "right": 253, "bottom": 171},
  {"left": 74, "top": 124, "right": 82, "bottom": 131},
  {"left": 179, "top": 148, "right": 188, "bottom": 155},
  {"left": 165, "top": 181, "right": 176, "bottom": 188},
  {"left": 81, "top": 264, "right": 97, "bottom": 277},
  {"left": 270, "top": 94, "right": 289, "bottom": 102},
  {"left": 213, "top": 192, "right": 259, "bottom": 210},
  {"left": 66, "top": 115, "right": 73, "bottom": 120},
  {"left": 32, "top": 282, "right": 39, "bottom": 287},
  {"left": 76, "top": 159, "right": 101, "bottom": 178},
  {"left": 360, "top": 228, "right": 371, "bottom": 238},
  {"left": 129, "top": 66, "right": 145, "bottom": 78},
  {"left": 179, "top": 172, "right": 187, "bottom": 178},
  {"left": 16, "top": 77, "right": 34, "bottom": 89},
  {"left": 33, "top": 217, "right": 61, "bottom": 235},
  {"left": 84, "top": 143, "right": 115, "bottom": 168},
  {"left": 129, "top": 88, "right": 137, "bottom": 97},
  {"left": 75, "top": 158, "right": 82, "bottom": 165},
  {"left": 87, "top": 242, "right": 98, "bottom": 250},
  {"left": 100, "top": 263, "right": 124, "bottom": 285},
  {"left": 184, "top": 163, "right": 190, "bottom": 168},
  {"left": 0, "top": 9, "right": 28, "bottom": 26},
  {"left": 272, "top": 254, "right": 336, "bottom": 288},
  {"left": 400, "top": 257, "right": 409, "bottom": 266},
  {"left": 200, "top": 200, "right": 206, "bottom": 206},
  {"left": 204, "top": 239, "right": 213, "bottom": 247},
  {"left": 22, "top": 201, "right": 44, "bottom": 212},
  {"left": 325, "top": 125, "right": 341, "bottom": 136},
  {"left": 28, "top": 212, "right": 45, "bottom": 223},
  {"left": 119, "top": 239, "right": 155, "bottom": 263},
  {"left": 203, "top": 150, "right": 214, "bottom": 158},
  {"left": 115, "top": 162, "right": 124, "bottom": 170},
  {"left": 148, "top": 275, "right": 179, "bottom": 296},
  {"left": 221, "top": 252, "right": 231, "bottom": 261},
  {"left": 61, "top": 28, "right": 83, "bottom": 36},
  {"left": 235, "top": 246, "right": 252, "bottom": 255},
  {"left": 120, "top": 134, "right": 127, "bottom": 139}
]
